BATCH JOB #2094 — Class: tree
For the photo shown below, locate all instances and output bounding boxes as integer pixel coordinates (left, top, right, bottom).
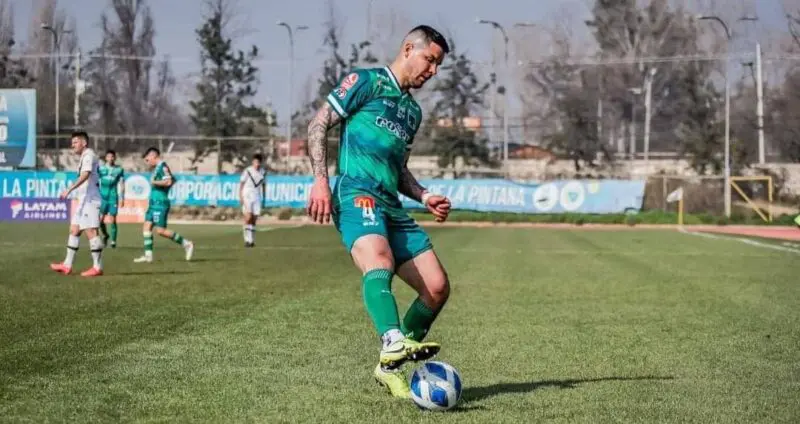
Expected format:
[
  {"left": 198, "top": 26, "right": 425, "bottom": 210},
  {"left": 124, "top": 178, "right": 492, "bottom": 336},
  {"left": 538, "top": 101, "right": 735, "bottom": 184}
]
[
  {"left": 294, "top": 2, "right": 377, "bottom": 169},
  {"left": 0, "top": 1, "right": 34, "bottom": 89},
  {"left": 24, "top": 0, "right": 79, "bottom": 139},
  {"left": 82, "top": 0, "right": 184, "bottom": 152},
  {"left": 545, "top": 69, "right": 612, "bottom": 170},
  {"left": 425, "top": 40, "right": 495, "bottom": 175},
  {"left": 189, "top": 0, "right": 275, "bottom": 171},
  {"left": 674, "top": 62, "right": 724, "bottom": 174}
]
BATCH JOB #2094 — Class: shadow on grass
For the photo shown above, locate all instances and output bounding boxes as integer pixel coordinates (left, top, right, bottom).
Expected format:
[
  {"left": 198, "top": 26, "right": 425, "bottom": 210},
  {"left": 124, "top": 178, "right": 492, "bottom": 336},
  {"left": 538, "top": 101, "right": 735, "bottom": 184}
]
[{"left": 463, "top": 375, "right": 675, "bottom": 404}]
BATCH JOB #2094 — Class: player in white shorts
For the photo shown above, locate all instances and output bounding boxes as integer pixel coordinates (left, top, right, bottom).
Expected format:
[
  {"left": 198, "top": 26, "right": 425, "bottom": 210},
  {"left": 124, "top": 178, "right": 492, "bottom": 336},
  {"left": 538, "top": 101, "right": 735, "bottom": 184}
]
[
  {"left": 239, "top": 153, "right": 266, "bottom": 247},
  {"left": 50, "top": 131, "right": 105, "bottom": 277}
]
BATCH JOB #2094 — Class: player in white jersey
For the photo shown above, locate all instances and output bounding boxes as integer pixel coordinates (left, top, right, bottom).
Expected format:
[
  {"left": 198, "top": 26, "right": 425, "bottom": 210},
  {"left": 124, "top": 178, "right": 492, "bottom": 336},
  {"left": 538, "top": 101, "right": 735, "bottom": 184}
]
[
  {"left": 50, "top": 131, "right": 105, "bottom": 277},
  {"left": 240, "top": 154, "right": 266, "bottom": 247}
]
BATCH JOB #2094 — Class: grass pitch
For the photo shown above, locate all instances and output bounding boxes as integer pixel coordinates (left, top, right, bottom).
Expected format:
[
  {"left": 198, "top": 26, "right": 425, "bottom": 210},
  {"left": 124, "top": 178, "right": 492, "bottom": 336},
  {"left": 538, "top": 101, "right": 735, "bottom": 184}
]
[{"left": 0, "top": 222, "right": 798, "bottom": 423}]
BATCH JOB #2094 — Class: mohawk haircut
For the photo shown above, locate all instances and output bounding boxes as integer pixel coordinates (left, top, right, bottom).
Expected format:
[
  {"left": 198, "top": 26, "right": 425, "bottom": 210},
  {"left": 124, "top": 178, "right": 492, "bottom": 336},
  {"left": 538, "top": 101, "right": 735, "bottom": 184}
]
[{"left": 405, "top": 25, "right": 450, "bottom": 54}]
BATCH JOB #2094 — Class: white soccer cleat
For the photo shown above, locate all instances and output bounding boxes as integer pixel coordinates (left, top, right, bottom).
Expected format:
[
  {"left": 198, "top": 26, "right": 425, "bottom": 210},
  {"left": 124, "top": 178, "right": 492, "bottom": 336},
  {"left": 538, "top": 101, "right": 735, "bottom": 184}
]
[
  {"left": 184, "top": 242, "right": 194, "bottom": 261},
  {"left": 133, "top": 255, "right": 153, "bottom": 263}
]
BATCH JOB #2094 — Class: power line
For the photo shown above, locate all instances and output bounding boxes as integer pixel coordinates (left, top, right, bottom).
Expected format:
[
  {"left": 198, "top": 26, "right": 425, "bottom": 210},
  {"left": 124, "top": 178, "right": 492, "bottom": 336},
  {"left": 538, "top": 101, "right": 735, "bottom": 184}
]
[{"left": 7, "top": 52, "right": 800, "bottom": 66}]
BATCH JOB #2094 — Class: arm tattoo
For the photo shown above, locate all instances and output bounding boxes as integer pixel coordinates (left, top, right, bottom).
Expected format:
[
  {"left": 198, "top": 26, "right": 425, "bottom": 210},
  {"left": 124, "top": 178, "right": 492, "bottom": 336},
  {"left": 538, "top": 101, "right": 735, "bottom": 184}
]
[
  {"left": 307, "top": 103, "right": 342, "bottom": 179},
  {"left": 398, "top": 152, "right": 427, "bottom": 202}
]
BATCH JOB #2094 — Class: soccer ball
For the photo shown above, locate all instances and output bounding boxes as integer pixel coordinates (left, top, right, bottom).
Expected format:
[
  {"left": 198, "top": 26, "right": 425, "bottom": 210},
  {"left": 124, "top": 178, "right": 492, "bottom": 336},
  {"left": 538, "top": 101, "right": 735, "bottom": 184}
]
[{"left": 409, "top": 361, "right": 462, "bottom": 411}]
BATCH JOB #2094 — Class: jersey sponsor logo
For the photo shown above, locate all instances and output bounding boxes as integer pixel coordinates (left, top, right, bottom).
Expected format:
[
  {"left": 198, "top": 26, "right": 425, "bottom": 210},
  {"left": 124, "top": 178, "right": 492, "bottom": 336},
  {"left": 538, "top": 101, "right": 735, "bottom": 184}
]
[
  {"left": 375, "top": 116, "right": 411, "bottom": 142},
  {"left": 383, "top": 99, "right": 396, "bottom": 108},
  {"left": 407, "top": 114, "right": 418, "bottom": 130},
  {"left": 341, "top": 73, "right": 359, "bottom": 90},
  {"left": 397, "top": 105, "right": 406, "bottom": 119}
]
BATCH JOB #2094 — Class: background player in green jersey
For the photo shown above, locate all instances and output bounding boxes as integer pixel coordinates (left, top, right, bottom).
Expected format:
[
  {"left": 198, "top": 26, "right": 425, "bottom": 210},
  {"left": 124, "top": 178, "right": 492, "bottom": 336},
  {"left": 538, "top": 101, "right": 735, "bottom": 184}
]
[
  {"left": 98, "top": 150, "right": 125, "bottom": 248},
  {"left": 306, "top": 25, "right": 453, "bottom": 398},
  {"left": 133, "top": 147, "right": 195, "bottom": 263}
]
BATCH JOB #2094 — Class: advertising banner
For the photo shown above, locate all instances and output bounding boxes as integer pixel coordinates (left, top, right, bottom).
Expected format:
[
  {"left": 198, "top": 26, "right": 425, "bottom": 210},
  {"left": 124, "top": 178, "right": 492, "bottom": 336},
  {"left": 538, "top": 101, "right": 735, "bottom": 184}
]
[
  {"left": 0, "top": 89, "right": 37, "bottom": 168},
  {"left": 0, "top": 171, "right": 646, "bottom": 217}
]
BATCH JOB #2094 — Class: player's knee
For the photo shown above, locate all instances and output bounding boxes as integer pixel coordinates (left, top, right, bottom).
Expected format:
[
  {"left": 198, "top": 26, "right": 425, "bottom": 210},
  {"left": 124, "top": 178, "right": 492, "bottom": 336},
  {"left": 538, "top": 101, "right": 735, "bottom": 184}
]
[
  {"left": 351, "top": 235, "right": 395, "bottom": 272},
  {"left": 427, "top": 271, "right": 450, "bottom": 307}
]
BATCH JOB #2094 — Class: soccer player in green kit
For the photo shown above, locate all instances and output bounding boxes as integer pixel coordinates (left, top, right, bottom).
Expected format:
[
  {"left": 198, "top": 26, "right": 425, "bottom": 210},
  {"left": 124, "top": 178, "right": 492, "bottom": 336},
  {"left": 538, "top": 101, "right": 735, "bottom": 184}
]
[
  {"left": 98, "top": 150, "right": 125, "bottom": 248},
  {"left": 133, "top": 147, "right": 195, "bottom": 263},
  {"left": 306, "top": 25, "right": 453, "bottom": 398}
]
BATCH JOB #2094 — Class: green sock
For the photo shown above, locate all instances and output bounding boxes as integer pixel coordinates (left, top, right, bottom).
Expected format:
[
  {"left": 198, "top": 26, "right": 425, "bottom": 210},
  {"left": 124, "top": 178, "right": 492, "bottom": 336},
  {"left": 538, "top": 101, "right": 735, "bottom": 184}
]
[
  {"left": 144, "top": 232, "right": 153, "bottom": 253},
  {"left": 99, "top": 221, "right": 108, "bottom": 238},
  {"left": 110, "top": 223, "right": 118, "bottom": 243},
  {"left": 362, "top": 269, "right": 401, "bottom": 335},
  {"left": 171, "top": 233, "right": 184, "bottom": 245},
  {"left": 401, "top": 297, "right": 439, "bottom": 342}
]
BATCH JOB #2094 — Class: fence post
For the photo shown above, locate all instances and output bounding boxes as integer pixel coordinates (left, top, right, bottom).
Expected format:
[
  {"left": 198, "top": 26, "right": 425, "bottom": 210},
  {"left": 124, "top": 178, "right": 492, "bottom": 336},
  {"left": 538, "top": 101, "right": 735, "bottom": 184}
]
[
  {"left": 216, "top": 137, "right": 222, "bottom": 175},
  {"left": 662, "top": 175, "right": 667, "bottom": 211}
]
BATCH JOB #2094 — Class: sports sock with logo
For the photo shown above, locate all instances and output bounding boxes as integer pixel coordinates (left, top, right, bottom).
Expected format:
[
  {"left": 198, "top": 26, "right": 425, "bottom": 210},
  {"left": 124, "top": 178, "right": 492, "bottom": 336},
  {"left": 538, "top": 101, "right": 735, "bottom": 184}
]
[
  {"left": 401, "top": 297, "right": 439, "bottom": 342},
  {"left": 362, "top": 269, "right": 401, "bottom": 336}
]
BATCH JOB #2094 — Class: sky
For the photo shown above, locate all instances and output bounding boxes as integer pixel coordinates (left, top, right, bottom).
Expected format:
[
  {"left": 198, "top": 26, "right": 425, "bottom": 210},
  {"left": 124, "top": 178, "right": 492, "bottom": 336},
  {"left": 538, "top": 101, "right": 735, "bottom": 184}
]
[{"left": 9, "top": 0, "right": 792, "bottom": 127}]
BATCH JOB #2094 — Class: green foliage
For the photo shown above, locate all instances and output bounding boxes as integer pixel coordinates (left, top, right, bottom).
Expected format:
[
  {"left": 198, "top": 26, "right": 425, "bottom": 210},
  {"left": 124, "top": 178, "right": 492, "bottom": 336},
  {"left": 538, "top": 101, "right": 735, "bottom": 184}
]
[
  {"left": 189, "top": 9, "right": 275, "bottom": 169},
  {"left": 426, "top": 40, "right": 496, "bottom": 175}
]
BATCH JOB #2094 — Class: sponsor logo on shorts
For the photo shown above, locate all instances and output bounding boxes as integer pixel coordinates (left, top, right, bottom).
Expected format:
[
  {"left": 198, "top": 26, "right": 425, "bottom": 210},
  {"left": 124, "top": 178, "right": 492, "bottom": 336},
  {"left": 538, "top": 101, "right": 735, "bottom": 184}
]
[
  {"left": 0, "top": 198, "right": 69, "bottom": 221},
  {"left": 354, "top": 196, "right": 375, "bottom": 209}
]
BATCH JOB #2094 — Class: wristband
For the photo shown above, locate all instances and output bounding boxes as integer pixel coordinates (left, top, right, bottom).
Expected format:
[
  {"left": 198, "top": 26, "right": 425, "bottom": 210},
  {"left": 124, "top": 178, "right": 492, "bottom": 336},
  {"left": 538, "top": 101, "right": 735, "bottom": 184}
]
[{"left": 421, "top": 191, "right": 433, "bottom": 205}]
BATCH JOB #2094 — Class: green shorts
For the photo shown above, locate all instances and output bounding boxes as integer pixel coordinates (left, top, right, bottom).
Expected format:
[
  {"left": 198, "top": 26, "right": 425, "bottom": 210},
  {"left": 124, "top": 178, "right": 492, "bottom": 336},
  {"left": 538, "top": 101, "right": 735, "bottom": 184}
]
[
  {"left": 100, "top": 200, "right": 118, "bottom": 217},
  {"left": 145, "top": 204, "right": 170, "bottom": 228},
  {"left": 333, "top": 178, "right": 432, "bottom": 266}
]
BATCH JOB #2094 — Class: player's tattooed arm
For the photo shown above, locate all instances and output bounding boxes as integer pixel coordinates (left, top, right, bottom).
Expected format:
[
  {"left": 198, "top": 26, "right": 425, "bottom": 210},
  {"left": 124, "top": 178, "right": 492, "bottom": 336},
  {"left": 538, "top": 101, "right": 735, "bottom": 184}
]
[
  {"left": 398, "top": 151, "right": 427, "bottom": 203},
  {"left": 307, "top": 103, "right": 343, "bottom": 179}
]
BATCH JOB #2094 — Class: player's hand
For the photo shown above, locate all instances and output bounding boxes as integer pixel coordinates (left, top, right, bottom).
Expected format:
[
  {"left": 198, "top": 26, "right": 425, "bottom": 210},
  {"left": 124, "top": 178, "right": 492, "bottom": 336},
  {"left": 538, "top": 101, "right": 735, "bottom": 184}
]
[
  {"left": 58, "top": 190, "right": 69, "bottom": 200},
  {"left": 423, "top": 193, "right": 451, "bottom": 223},
  {"left": 307, "top": 177, "right": 332, "bottom": 224}
]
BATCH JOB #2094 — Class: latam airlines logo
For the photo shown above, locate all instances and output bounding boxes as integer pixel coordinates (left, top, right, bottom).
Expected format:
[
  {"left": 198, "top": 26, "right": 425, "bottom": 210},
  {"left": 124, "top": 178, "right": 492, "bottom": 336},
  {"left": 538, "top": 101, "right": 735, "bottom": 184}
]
[
  {"left": 1, "top": 198, "right": 69, "bottom": 221},
  {"left": 375, "top": 116, "right": 411, "bottom": 142},
  {"left": 10, "top": 199, "right": 22, "bottom": 218}
]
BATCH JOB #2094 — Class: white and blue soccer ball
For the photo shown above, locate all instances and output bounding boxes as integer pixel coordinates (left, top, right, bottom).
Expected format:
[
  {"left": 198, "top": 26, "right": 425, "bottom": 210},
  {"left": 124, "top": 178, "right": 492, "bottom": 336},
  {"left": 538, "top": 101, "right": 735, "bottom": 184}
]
[{"left": 409, "top": 361, "right": 462, "bottom": 411}]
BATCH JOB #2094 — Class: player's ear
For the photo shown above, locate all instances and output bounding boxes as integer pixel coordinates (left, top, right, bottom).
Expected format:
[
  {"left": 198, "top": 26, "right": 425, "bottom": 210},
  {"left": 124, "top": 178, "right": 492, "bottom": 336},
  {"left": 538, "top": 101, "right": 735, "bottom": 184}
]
[{"left": 403, "top": 41, "right": 414, "bottom": 58}]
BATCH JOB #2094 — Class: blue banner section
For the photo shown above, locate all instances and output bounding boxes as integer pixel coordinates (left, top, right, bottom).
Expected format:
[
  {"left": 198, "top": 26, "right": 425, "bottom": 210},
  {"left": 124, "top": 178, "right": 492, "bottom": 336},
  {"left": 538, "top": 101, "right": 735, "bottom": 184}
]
[
  {"left": 0, "top": 171, "right": 646, "bottom": 214},
  {"left": 0, "top": 89, "right": 37, "bottom": 168}
]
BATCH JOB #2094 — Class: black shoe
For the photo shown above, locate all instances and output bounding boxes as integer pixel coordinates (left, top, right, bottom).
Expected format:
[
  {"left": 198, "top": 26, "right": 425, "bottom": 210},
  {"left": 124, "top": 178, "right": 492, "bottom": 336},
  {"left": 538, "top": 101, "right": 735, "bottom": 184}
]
[{"left": 245, "top": 242, "right": 254, "bottom": 248}]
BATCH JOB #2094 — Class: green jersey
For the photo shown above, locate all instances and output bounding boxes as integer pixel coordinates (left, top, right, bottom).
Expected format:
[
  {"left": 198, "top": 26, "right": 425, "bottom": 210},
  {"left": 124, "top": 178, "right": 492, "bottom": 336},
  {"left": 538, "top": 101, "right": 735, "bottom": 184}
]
[
  {"left": 149, "top": 160, "right": 173, "bottom": 207},
  {"left": 98, "top": 164, "right": 125, "bottom": 201},
  {"left": 326, "top": 67, "right": 423, "bottom": 197}
]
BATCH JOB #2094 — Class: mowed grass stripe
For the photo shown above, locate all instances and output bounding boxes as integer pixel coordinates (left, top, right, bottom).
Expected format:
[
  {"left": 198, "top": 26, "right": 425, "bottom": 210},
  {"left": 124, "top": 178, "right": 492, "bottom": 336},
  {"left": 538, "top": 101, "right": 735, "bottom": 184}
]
[{"left": 0, "top": 223, "right": 798, "bottom": 423}]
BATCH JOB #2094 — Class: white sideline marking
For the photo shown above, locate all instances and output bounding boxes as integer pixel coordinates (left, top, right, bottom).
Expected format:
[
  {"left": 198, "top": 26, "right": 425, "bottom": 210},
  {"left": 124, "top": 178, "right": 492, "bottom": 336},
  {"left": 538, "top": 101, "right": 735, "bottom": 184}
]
[{"left": 678, "top": 227, "right": 800, "bottom": 255}]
